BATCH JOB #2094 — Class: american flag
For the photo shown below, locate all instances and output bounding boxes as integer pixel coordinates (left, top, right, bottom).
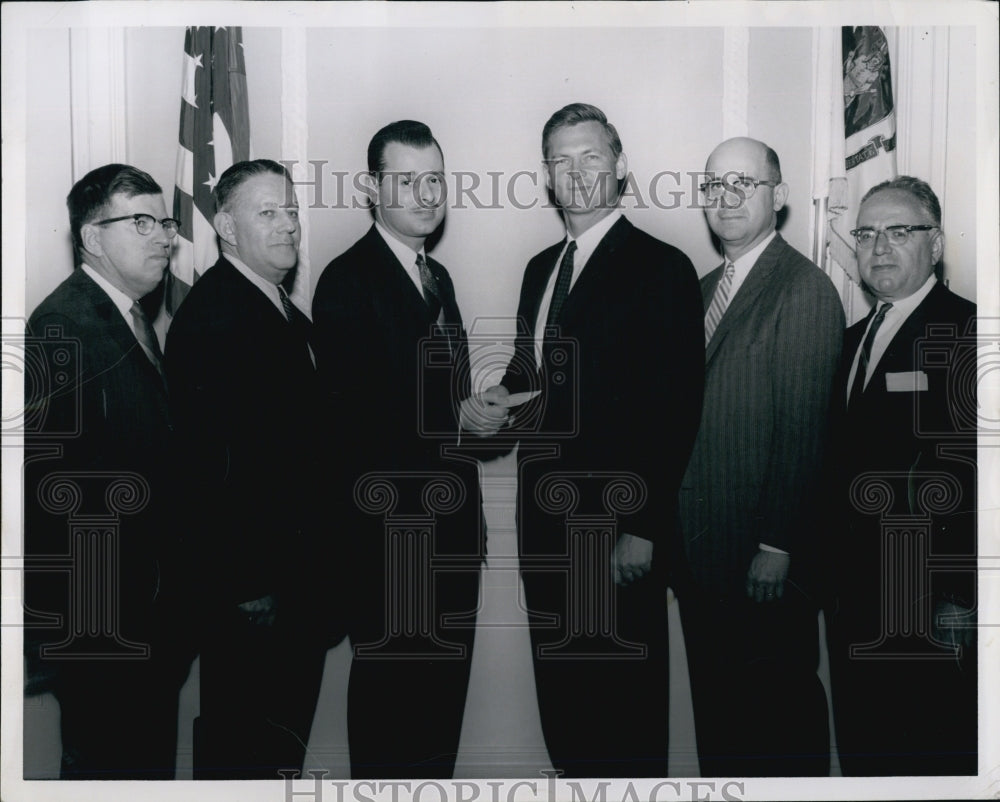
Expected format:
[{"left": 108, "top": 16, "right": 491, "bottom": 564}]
[{"left": 167, "top": 27, "right": 250, "bottom": 316}]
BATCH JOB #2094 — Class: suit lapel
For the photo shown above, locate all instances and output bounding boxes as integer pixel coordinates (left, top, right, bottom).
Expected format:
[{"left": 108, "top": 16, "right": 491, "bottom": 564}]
[
  {"left": 556, "top": 216, "right": 632, "bottom": 332},
  {"left": 863, "top": 283, "right": 943, "bottom": 397},
  {"left": 74, "top": 270, "right": 167, "bottom": 394},
  {"left": 704, "top": 234, "right": 785, "bottom": 364}
]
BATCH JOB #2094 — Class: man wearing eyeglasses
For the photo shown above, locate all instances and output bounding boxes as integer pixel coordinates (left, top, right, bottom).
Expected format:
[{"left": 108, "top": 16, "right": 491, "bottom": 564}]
[
  {"left": 826, "top": 176, "right": 977, "bottom": 775},
  {"left": 677, "top": 137, "right": 844, "bottom": 776},
  {"left": 166, "top": 159, "right": 327, "bottom": 779},
  {"left": 24, "top": 163, "right": 190, "bottom": 778}
]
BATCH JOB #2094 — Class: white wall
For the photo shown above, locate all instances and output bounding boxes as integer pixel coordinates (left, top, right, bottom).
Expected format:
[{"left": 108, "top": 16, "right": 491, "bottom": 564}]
[{"left": 24, "top": 25, "right": 979, "bottom": 321}]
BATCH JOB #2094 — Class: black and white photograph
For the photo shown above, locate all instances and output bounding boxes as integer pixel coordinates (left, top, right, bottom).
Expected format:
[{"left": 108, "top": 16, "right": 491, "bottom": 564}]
[{"left": 2, "top": 2, "right": 997, "bottom": 801}]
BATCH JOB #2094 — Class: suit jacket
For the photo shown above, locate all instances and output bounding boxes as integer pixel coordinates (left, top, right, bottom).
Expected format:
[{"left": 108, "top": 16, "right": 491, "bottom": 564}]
[
  {"left": 312, "top": 226, "right": 482, "bottom": 637},
  {"left": 500, "top": 216, "right": 704, "bottom": 558},
  {"left": 679, "top": 233, "right": 845, "bottom": 598},
  {"left": 833, "top": 281, "right": 977, "bottom": 608},
  {"left": 24, "top": 268, "right": 175, "bottom": 683},
  {"left": 165, "top": 256, "right": 320, "bottom": 608}
]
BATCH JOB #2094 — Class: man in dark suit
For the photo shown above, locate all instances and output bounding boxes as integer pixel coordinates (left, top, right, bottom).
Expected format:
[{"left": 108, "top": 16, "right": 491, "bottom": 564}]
[
  {"left": 165, "top": 159, "right": 327, "bottom": 779},
  {"left": 677, "top": 137, "right": 844, "bottom": 776},
  {"left": 24, "top": 163, "right": 189, "bottom": 779},
  {"left": 827, "top": 176, "right": 977, "bottom": 775},
  {"left": 312, "top": 121, "right": 483, "bottom": 778},
  {"left": 481, "top": 103, "right": 704, "bottom": 777}
]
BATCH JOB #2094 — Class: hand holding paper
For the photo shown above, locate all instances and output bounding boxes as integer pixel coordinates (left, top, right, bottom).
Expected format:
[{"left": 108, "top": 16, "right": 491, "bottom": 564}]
[{"left": 459, "top": 385, "right": 514, "bottom": 436}]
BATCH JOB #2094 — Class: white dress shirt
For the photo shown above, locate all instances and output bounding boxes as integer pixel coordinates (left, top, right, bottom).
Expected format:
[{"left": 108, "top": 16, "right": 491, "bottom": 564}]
[
  {"left": 723, "top": 230, "right": 776, "bottom": 303},
  {"left": 846, "top": 274, "right": 937, "bottom": 400},
  {"left": 375, "top": 222, "right": 427, "bottom": 297},
  {"left": 533, "top": 209, "right": 623, "bottom": 368},
  {"left": 80, "top": 263, "right": 138, "bottom": 336}
]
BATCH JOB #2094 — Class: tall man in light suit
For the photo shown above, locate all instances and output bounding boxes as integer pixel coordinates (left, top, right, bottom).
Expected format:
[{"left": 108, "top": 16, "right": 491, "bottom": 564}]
[
  {"left": 312, "top": 121, "right": 482, "bottom": 778},
  {"left": 166, "top": 160, "right": 327, "bottom": 779},
  {"left": 24, "top": 164, "right": 189, "bottom": 779},
  {"left": 677, "top": 137, "right": 844, "bottom": 776},
  {"left": 827, "top": 176, "right": 977, "bottom": 775},
  {"left": 481, "top": 103, "right": 704, "bottom": 777}
]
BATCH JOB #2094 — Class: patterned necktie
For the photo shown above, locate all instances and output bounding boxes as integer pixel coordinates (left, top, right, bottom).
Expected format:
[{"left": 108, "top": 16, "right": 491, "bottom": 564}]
[
  {"left": 546, "top": 240, "right": 577, "bottom": 331},
  {"left": 704, "top": 260, "right": 736, "bottom": 344},
  {"left": 416, "top": 253, "right": 443, "bottom": 322},
  {"left": 278, "top": 285, "right": 297, "bottom": 323},
  {"left": 848, "top": 302, "right": 893, "bottom": 408},
  {"left": 129, "top": 301, "right": 165, "bottom": 381}
]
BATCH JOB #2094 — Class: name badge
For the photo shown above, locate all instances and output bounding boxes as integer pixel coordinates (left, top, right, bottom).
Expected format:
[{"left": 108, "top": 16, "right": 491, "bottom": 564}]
[{"left": 885, "top": 370, "right": 929, "bottom": 392}]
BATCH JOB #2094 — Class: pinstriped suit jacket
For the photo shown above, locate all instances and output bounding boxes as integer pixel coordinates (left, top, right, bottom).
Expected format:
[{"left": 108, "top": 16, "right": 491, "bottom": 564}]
[{"left": 678, "top": 233, "right": 845, "bottom": 597}]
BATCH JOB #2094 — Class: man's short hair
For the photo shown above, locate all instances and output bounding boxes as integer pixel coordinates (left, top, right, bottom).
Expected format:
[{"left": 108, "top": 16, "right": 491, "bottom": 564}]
[
  {"left": 542, "top": 103, "right": 623, "bottom": 161},
  {"left": 367, "top": 120, "right": 442, "bottom": 175},
  {"left": 215, "top": 159, "right": 293, "bottom": 213},
  {"left": 862, "top": 175, "right": 942, "bottom": 225},
  {"left": 762, "top": 144, "right": 782, "bottom": 183},
  {"left": 67, "top": 164, "right": 162, "bottom": 257}
]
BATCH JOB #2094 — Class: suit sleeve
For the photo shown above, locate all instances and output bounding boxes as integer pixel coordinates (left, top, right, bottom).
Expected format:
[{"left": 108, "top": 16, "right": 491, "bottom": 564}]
[
  {"left": 756, "top": 270, "right": 845, "bottom": 553},
  {"left": 617, "top": 248, "right": 705, "bottom": 543}
]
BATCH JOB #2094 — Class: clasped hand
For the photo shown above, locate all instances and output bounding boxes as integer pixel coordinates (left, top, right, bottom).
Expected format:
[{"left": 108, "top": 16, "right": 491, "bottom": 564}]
[{"left": 459, "top": 385, "right": 511, "bottom": 436}]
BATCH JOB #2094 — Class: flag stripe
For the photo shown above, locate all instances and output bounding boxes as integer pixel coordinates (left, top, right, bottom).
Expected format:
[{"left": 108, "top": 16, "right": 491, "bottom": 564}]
[{"left": 167, "top": 26, "right": 249, "bottom": 318}]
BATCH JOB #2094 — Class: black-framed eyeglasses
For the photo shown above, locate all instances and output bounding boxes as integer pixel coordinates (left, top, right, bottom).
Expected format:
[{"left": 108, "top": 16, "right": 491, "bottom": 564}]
[
  {"left": 698, "top": 176, "right": 779, "bottom": 201},
  {"left": 849, "top": 224, "right": 937, "bottom": 248},
  {"left": 94, "top": 214, "right": 180, "bottom": 238}
]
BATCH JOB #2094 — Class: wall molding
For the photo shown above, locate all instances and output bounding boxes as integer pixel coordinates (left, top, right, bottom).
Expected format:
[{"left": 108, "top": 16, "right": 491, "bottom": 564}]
[{"left": 69, "top": 27, "right": 127, "bottom": 179}]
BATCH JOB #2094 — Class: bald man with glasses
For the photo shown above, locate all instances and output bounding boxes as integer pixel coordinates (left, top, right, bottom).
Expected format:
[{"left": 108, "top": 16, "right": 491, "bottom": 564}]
[
  {"left": 826, "top": 176, "right": 977, "bottom": 775},
  {"left": 24, "top": 163, "right": 191, "bottom": 779},
  {"left": 676, "top": 137, "right": 844, "bottom": 777}
]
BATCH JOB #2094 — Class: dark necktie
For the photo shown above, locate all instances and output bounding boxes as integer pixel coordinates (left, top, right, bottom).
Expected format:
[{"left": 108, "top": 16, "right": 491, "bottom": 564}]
[
  {"left": 545, "top": 240, "right": 577, "bottom": 330},
  {"left": 129, "top": 301, "right": 165, "bottom": 381},
  {"left": 848, "top": 301, "right": 893, "bottom": 408},
  {"left": 416, "top": 253, "right": 443, "bottom": 322}
]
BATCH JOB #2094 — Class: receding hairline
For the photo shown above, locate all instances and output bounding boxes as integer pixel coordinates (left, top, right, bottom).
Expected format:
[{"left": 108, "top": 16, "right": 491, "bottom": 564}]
[
  {"left": 219, "top": 170, "right": 295, "bottom": 214},
  {"left": 705, "top": 137, "right": 782, "bottom": 182}
]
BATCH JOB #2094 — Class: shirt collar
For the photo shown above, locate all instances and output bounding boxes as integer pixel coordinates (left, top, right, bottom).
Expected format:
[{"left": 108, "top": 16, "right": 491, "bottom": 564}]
[
  {"left": 566, "top": 209, "right": 622, "bottom": 266},
  {"left": 728, "top": 230, "right": 776, "bottom": 276},
  {"left": 80, "top": 263, "right": 135, "bottom": 320},
  {"left": 225, "top": 252, "right": 284, "bottom": 311},
  {"left": 375, "top": 221, "right": 426, "bottom": 275}
]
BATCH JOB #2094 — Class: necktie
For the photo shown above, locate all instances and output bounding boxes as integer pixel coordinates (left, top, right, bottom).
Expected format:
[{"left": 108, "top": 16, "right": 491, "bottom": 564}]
[
  {"left": 848, "top": 301, "right": 893, "bottom": 408},
  {"left": 129, "top": 301, "right": 165, "bottom": 380},
  {"left": 546, "top": 240, "right": 577, "bottom": 331},
  {"left": 704, "top": 260, "right": 736, "bottom": 344},
  {"left": 278, "top": 285, "right": 297, "bottom": 323},
  {"left": 416, "top": 253, "right": 443, "bottom": 322}
]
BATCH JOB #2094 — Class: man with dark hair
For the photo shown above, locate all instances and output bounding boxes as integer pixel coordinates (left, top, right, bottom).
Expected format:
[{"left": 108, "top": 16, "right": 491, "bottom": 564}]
[
  {"left": 166, "top": 158, "right": 327, "bottom": 779},
  {"left": 312, "top": 120, "right": 485, "bottom": 778},
  {"left": 677, "top": 136, "right": 844, "bottom": 776},
  {"left": 827, "top": 176, "right": 977, "bottom": 775},
  {"left": 480, "top": 102, "right": 704, "bottom": 777},
  {"left": 25, "top": 163, "right": 189, "bottom": 778}
]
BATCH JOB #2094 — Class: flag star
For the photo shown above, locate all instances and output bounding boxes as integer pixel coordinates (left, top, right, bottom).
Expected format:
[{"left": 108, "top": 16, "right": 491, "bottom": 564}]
[
  {"left": 192, "top": 52, "right": 203, "bottom": 69},
  {"left": 204, "top": 173, "right": 219, "bottom": 192}
]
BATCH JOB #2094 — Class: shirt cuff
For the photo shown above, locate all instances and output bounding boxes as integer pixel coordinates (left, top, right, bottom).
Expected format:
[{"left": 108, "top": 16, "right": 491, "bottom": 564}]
[{"left": 758, "top": 542, "right": 789, "bottom": 555}]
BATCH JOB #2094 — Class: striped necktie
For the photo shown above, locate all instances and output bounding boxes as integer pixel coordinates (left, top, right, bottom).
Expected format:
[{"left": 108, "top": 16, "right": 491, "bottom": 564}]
[
  {"left": 704, "top": 260, "right": 736, "bottom": 344},
  {"left": 278, "top": 285, "right": 297, "bottom": 323}
]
